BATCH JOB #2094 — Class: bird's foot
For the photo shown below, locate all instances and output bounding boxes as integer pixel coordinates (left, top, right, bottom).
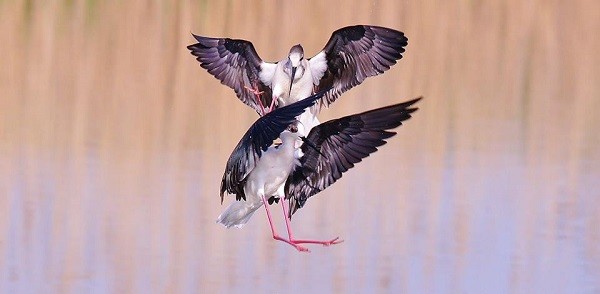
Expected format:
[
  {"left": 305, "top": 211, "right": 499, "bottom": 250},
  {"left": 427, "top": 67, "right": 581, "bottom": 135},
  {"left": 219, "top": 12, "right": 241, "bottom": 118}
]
[
  {"left": 291, "top": 243, "right": 310, "bottom": 252},
  {"left": 243, "top": 85, "right": 264, "bottom": 96},
  {"left": 290, "top": 236, "right": 344, "bottom": 247},
  {"left": 244, "top": 85, "right": 268, "bottom": 115},
  {"left": 272, "top": 234, "right": 310, "bottom": 253}
]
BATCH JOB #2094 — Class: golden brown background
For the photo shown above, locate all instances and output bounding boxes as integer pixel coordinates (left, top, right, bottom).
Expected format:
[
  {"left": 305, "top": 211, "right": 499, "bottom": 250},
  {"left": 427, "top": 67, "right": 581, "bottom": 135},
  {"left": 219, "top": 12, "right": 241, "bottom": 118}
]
[{"left": 1, "top": 0, "right": 599, "bottom": 292}]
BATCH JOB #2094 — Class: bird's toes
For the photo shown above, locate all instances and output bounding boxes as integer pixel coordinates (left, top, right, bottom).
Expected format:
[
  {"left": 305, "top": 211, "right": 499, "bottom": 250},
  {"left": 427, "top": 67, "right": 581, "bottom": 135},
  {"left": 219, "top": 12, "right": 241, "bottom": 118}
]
[
  {"left": 295, "top": 245, "right": 310, "bottom": 253},
  {"left": 323, "top": 237, "right": 344, "bottom": 246}
]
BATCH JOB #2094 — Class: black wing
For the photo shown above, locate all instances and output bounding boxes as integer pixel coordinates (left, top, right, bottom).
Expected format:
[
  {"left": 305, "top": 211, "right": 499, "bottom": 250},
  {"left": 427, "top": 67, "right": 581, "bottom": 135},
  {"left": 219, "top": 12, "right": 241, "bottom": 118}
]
[
  {"left": 311, "top": 25, "right": 408, "bottom": 107},
  {"left": 187, "top": 35, "right": 275, "bottom": 115},
  {"left": 220, "top": 91, "right": 326, "bottom": 202},
  {"left": 285, "top": 97, "right": 421, "bottom": 216}
]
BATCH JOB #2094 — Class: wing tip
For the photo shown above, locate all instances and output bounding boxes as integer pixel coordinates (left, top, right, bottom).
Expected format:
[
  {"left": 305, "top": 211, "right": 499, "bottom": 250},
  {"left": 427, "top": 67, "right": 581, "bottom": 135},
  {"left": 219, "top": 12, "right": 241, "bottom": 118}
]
[
  {"left": 190, "top": 33, "right": 215, "bottom": 42},
  {"left": 400, "top": 96, "right": 423, "bottom": 108}
]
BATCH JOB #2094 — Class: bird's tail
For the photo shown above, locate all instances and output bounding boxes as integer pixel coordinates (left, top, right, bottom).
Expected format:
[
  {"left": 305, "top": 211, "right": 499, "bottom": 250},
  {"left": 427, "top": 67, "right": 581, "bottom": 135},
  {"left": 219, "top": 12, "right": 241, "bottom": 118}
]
[{"left": 216, "top": 199, "right": 263, "bottom": 228}]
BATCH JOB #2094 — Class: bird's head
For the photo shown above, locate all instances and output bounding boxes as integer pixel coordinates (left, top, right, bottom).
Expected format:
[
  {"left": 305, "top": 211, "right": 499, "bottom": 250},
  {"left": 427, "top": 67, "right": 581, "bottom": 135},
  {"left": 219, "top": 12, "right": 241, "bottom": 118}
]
[
  {"left": 284, "top": 44, "right": 306, "bottom": 96},
  {"left": 281, "top": 121, "right": 302, "bottom": 143},
  {"left": 286, "top": 120, "right": 309, "bottom": 136},
  {"left": 286, "top": 122, "right": 299, "bottom": 134},
  {"left": 285, "top": 121, "right": 321, "bottom": 156},
  {"left": 288, "top": 44, "right": 304, "bottom": 68}
]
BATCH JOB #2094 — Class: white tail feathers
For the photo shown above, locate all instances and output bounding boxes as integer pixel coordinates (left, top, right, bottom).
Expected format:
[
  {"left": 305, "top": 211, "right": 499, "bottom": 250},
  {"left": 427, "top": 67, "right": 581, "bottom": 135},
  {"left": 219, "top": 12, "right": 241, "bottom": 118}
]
[{"left": 216, "top": 199, "right": 264, "bottom": 228}]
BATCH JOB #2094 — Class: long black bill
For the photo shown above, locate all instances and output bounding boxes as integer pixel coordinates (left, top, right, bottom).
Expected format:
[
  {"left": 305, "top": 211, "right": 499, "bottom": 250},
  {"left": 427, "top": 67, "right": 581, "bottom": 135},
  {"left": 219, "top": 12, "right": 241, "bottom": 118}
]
[
  {"left": 288, "top": 66, "right": 297, "bottom": 97},
  {"left": 300, "top": 136, "right": 324, "bottom": 157}
]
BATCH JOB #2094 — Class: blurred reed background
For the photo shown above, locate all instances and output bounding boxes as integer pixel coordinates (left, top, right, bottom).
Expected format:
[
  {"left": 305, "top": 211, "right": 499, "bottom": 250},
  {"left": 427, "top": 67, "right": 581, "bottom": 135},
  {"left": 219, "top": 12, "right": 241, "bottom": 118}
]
[{"left": 1, "top": 0, "right": 599, "bottom": 293}]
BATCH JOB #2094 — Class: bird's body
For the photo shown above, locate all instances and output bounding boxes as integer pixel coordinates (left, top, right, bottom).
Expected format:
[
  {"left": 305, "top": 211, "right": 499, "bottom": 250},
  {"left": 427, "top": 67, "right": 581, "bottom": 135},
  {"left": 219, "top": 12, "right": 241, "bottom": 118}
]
[
  {"left": 266, "top": 48, "right": 317, "bottom": 107},
  {"left": 244, "top": 133, "right": 299, "bottom": 198},
  {"left": 217, "top": 132, "right": 299, "bottom": 228},
  {"left": 216, "top": 92, "right": 325, "bottom": 231},
  {"left": 264, "top": 49, "right": 323, "bottom": 133}
]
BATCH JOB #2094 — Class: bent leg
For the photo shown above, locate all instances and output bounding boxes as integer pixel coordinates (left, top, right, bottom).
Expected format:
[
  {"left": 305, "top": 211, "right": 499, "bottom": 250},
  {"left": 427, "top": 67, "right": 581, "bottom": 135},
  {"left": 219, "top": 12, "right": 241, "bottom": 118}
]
[
  {"left": 280, "top": 199, "right": 343, "bottom": 247},
  {"left": 261, "top": 195, "right": 309, "bottom": 252}
]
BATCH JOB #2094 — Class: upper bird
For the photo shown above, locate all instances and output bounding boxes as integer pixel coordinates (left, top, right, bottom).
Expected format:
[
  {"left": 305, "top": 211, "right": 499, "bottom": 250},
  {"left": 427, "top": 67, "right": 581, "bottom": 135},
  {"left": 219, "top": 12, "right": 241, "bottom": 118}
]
[{"left": 187, "top": 25, "right": 408, "bottom": 131}]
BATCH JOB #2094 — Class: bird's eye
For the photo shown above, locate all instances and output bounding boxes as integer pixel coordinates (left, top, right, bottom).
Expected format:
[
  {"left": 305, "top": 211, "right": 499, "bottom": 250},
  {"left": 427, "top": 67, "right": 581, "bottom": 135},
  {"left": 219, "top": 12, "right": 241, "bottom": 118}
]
[{"left": 287, "top": 124, "right": 298, "bottom": 133}]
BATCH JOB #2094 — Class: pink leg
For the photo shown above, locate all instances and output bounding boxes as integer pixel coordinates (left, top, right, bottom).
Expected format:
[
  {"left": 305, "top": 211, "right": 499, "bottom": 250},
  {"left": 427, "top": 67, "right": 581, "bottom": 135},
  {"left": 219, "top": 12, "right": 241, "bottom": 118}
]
[
  {"left": 267, "top": 96, "right": 277, "bottom": 113},
  {"left": 280, "top": 199, "right": 343, "bottom": 247},
  {"left": 261, "top": 196, "right": 309, "bottom": 252},
  {"left": 244, "top": 85, "right": 267, "bottom": 116}
]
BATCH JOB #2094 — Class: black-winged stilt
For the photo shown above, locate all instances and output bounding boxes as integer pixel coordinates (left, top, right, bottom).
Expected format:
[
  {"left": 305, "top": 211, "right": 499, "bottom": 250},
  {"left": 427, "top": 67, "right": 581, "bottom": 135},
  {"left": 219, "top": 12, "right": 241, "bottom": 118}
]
[
  {"left": 218, "top": 93, "right": 421, "bottom": 252},
  {"left": 188, "top": 25, "right": 408, "bottom": 134}
]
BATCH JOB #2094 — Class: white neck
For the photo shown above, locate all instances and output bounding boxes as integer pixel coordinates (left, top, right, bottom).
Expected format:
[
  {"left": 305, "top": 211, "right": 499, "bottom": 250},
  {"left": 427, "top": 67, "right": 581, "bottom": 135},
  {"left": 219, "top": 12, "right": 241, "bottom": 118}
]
[{"left": 280, "top": 131, "right": 299, "bottom": 148}]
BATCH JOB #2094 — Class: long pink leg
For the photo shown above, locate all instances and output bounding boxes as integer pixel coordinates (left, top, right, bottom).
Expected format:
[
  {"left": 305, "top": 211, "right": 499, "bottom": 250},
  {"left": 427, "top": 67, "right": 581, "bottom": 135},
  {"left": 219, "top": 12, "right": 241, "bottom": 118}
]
[
  {"left": 258, "top": 102, "right": 266, "bottom": 116},
  {"left": 261, "top": 196, "right": 309, "bottom": 252},
  {"left": 280, "top": 199, "right": 343, "bottom": 247}
]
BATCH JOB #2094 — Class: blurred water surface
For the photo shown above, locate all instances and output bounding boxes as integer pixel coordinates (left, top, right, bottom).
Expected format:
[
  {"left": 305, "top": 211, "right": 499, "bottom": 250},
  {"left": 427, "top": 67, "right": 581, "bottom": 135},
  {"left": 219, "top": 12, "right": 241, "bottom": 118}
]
[{"left": 1, "top": 0, "right": 599, "bottom": 293}]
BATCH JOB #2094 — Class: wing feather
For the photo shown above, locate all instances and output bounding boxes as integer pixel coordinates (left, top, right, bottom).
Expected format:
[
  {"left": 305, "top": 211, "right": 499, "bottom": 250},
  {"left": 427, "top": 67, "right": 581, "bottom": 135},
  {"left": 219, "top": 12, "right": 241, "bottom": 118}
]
[
  {"left": 285, "top": 97, "right": 422, "bottom": 216},
  {"left": 309, "top": 25, "right": 409, "bottom": 107},
  {"left": 188, "top": 35, "right": 277, "bottom": 114}
]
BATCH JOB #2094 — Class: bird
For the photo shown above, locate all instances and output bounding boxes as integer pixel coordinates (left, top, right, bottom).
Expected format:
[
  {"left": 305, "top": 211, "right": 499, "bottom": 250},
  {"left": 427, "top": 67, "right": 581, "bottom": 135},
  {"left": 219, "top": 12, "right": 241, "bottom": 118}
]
[
  {"left": 187, "top": 25, "right": 409, "bottom": 134},
  {"left": 217, "top": 90, "right": 326, "bottom": 252},
  {"left": 218, "top": 93, "right": 421, "bottom": 252}
]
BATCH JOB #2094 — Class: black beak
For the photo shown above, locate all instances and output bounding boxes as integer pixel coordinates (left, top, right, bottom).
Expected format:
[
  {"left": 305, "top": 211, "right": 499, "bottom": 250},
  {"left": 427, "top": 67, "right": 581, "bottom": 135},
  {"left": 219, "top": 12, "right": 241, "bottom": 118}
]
[
  {"left": 288, "top": 66, "right": 297, "bottom": 97},
  {"left": 300, "top": 136, "right": 324, "bottom": 157}
]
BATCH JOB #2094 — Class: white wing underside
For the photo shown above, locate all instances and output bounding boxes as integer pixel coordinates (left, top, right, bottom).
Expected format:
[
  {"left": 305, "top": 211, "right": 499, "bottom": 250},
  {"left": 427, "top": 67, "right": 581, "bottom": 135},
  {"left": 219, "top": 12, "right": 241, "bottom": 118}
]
[
  {"left": 309, "top": 51, "right": 328, "bottom": 85},
  {"left": 258, "top": 62, "right": 277, "bottom": 87}
]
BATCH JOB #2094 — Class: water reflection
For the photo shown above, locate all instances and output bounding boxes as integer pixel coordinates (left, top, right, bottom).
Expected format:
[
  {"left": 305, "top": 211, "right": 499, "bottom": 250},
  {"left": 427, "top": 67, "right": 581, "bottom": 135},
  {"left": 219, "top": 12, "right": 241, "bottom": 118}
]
[{"left": 1, "top": 0, "right": 599, "bottom": 293}]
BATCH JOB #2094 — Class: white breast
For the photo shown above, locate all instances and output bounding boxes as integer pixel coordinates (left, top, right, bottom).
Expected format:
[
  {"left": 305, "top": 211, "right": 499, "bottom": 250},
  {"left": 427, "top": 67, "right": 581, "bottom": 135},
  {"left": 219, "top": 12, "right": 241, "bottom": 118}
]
[{"left": 246, "top": 143, "right": 296, "bottom": 197}]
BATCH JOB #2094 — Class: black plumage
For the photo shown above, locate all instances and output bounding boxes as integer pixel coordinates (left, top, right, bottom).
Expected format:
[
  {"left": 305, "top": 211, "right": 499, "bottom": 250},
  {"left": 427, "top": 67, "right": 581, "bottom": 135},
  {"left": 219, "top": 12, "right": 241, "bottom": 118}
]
[
  {"left": 313, "top": 25, "right": 408, "bottom": 106},
  {"left": 285, "top": 97, "right": 421, "bottom": 216},
  {"left": 187, "top": 35, "right": 273, "bottom": 114}
]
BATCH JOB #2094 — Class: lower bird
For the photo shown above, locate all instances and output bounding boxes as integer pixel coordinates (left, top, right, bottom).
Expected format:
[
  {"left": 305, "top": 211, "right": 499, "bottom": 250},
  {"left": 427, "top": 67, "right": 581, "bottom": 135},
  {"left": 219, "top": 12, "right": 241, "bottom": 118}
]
[
  {"left": 218, "top": 94, "right": 421, "bottom": 252},
  {"left": 217, "top": 91, "right": 325, "bottom": 252}
]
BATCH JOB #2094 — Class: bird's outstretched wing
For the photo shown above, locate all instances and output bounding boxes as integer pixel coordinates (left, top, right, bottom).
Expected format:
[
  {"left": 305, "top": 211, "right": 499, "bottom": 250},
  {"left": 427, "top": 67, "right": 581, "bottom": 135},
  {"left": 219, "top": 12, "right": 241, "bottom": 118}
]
[
  {"left": 188, "top": 35, "right": 277, "bottom": 115},
  {"left": 220, "top": 91, "right": 327, "bottom": 202},
  {"left": 309, "top": 25, "right": 408, "bottom": 107},
  {"left": 285, "top": 97, "right": 421, "bottom": 216}
]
